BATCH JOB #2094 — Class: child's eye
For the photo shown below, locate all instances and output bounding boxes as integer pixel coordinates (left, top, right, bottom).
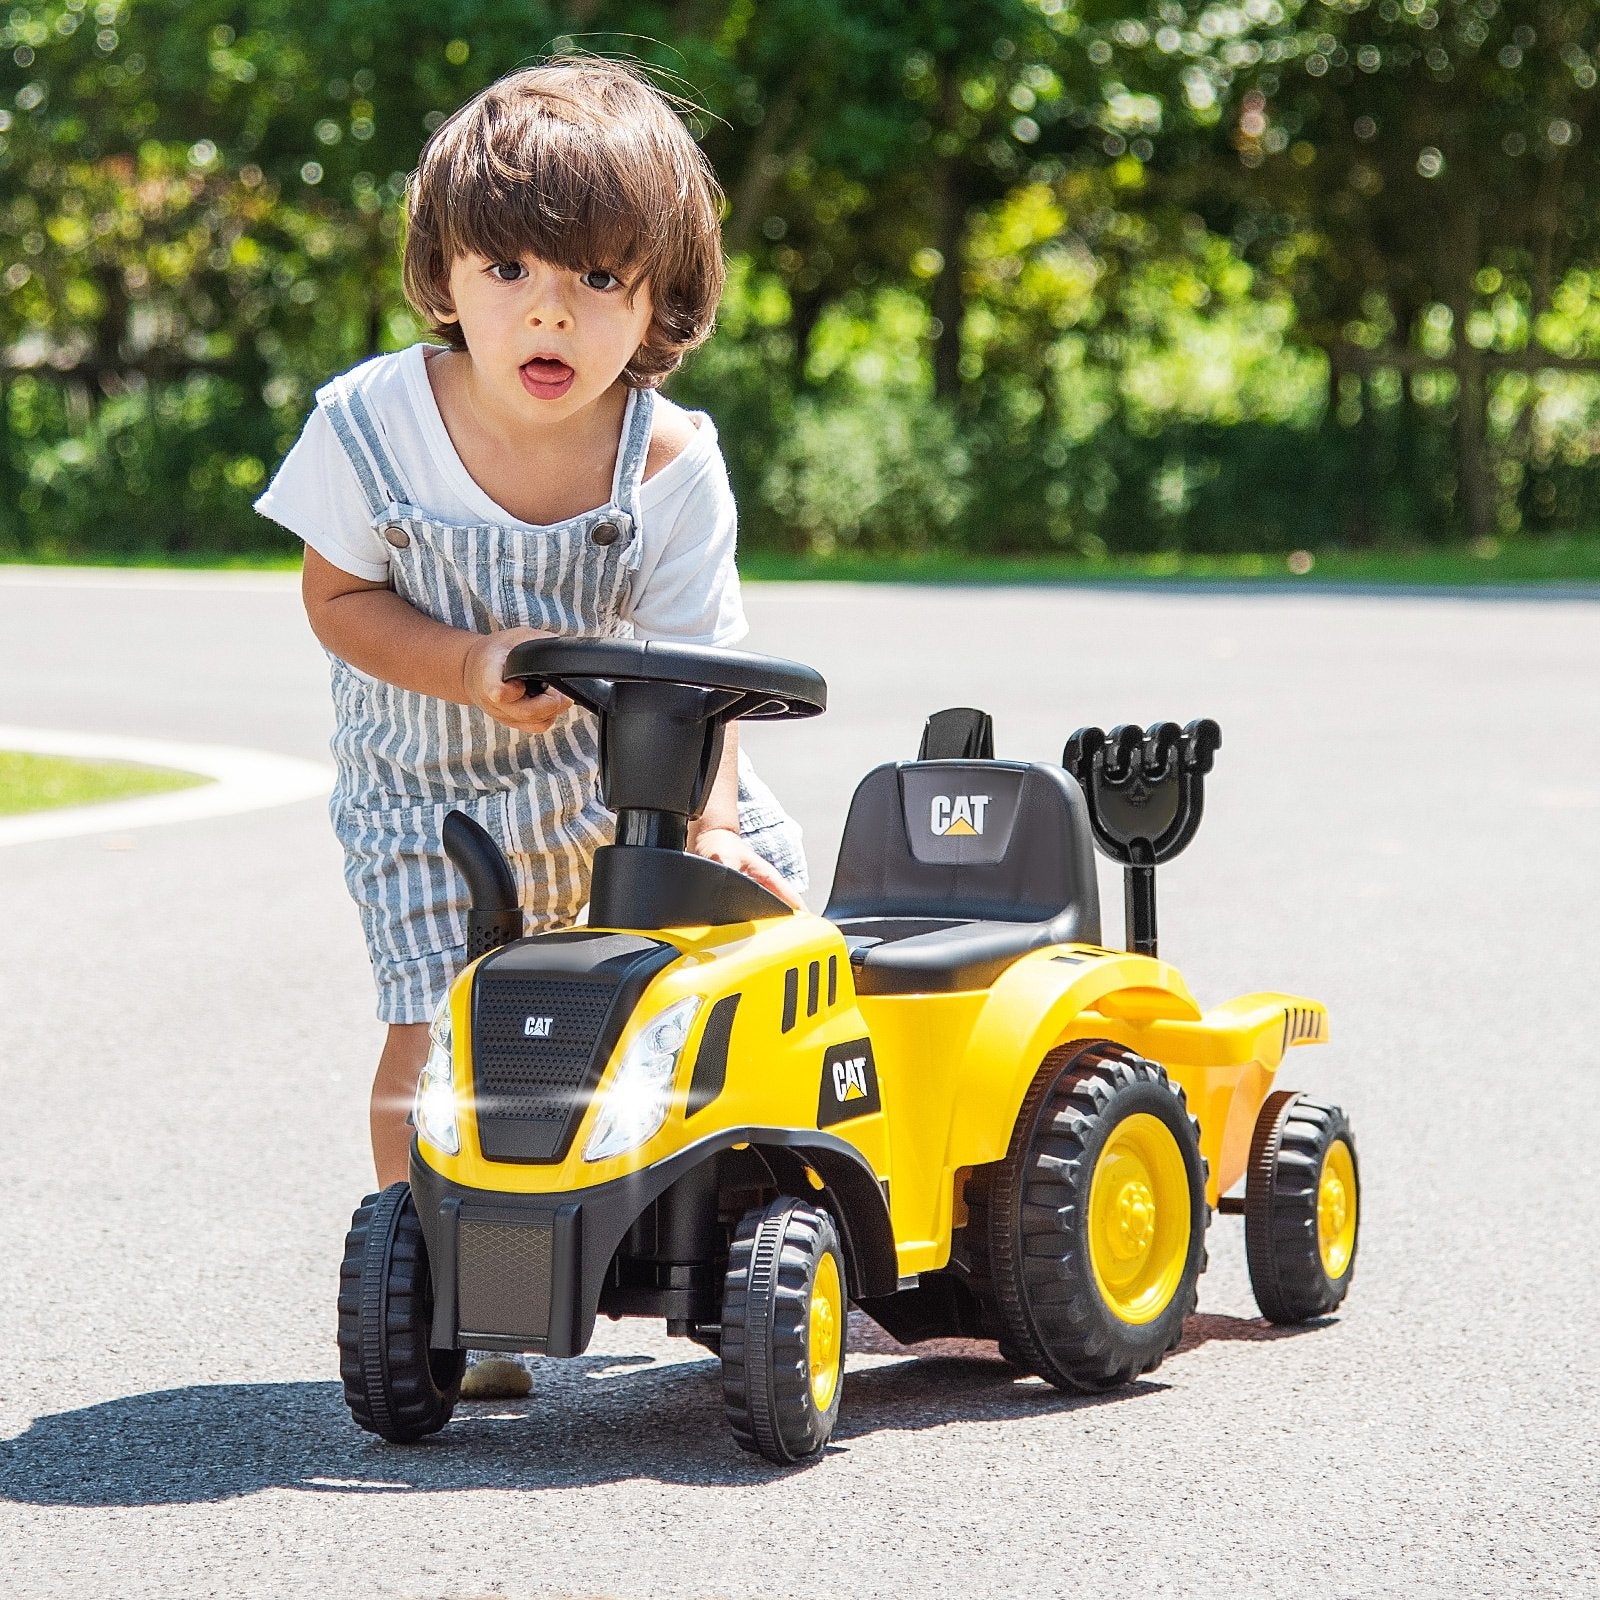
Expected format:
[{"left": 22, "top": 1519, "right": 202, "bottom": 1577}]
[
  {"left": 580, "top": 268, "right": 621, "bottom": 292},
  {"left": 488, "top": 262, "right": 527, "bottom": 283}
]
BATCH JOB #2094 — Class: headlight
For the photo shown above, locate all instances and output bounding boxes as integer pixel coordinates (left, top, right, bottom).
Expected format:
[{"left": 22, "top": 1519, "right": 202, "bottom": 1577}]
[
  {"left": 584, "top": 996, "right": 701, "bottom": 1162},
  {"left": 413, "top": 993, "right": 460, "bottom": 1155}
]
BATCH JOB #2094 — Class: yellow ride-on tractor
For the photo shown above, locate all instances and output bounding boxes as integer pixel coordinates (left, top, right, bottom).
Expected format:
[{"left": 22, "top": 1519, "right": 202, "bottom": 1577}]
[{"left": 337, "top": 640, "right": 1359, "bottom": 1464}]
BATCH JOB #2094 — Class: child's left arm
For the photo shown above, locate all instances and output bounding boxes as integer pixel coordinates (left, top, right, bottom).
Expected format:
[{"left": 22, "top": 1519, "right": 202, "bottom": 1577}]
[
  {"left": 689, "top": 732, "right": 803, "bottom": 907},
  {"left": 633, "top": 408, "right": 801, "bottom": 906}
]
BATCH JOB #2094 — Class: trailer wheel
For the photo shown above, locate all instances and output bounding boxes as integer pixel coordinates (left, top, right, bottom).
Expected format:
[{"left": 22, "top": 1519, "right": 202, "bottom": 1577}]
[
  {"left": 1245, "top": 1092, "right": 1360, "bottom": 1324},
  {"left": 720, "top": 1198, "right": 846, "bottom": 1464},
  {"left": 987, "top": 1042, "right": 1208, "bottom": 1392},
  {"left": 337, "top": 1183, "right": 465, "bottom": 1442}
]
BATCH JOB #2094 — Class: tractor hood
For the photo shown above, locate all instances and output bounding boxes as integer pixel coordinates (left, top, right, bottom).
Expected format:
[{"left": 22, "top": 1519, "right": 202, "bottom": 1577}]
[{"left": 468, "top": 930, "right": 680, "bottom": 1163}]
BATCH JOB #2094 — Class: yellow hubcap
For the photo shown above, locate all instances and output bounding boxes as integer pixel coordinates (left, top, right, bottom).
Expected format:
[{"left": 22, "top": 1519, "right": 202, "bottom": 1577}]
[
  {"left": 1088, "top": 1113, "right": 1192, "bottom": 1324},
  {"left": 1317, "top": 1139, "right": 1358, "bottom": 1279},
  {"left": 809, "top": 1250, "right": 843, "bottom": 1410}
]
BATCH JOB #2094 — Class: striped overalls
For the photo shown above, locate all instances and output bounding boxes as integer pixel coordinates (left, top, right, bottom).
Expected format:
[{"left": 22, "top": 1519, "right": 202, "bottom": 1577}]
[{"left": 316, "top": 373, "right": 807, "bottom": 1022}]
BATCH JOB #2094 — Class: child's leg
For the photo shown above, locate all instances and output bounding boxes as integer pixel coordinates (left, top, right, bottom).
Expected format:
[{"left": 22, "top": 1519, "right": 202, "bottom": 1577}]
[
  {"left": 371, "top": 1022, "right": 428, "bottom": 1187},
  {"left": 371, "top": 1019, "right": 534, "bottom": 1400}
]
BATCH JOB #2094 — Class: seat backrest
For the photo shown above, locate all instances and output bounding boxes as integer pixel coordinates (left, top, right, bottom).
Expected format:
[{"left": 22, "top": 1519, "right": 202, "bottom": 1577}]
[{"left": 824, "top": 759, "right": 1102, "bottom": 941}]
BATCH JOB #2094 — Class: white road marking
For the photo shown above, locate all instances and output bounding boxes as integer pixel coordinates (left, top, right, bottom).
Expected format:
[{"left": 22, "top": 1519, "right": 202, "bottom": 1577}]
[
  {"left": 0, "top": 725, "right": 332, "bottom": 847},
  {"left": 0, "top": 564, "right": 299, "bottom": 593}
]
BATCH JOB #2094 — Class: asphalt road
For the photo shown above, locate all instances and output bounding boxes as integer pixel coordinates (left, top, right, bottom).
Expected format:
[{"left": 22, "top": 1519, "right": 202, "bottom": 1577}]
[{"left": 1, "top": 570, "right": 1596, "bottom": 1600}]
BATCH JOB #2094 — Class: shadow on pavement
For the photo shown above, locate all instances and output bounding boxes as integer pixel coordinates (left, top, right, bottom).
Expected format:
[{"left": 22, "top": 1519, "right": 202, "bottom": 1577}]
[
  {"left": 1175, "top": 1312, "right": 1334, "bottom": 1353},
  {"left": 0, "top": 1333, "right": 1166, "bottom": 1506}
]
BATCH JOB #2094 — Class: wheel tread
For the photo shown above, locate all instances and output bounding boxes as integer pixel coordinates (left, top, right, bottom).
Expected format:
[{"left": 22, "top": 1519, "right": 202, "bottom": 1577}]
[
  {"left": 336, "top": 1183, "right": 464, "bottom": 1443},
  {"left": 1244, "top": 1092, "right": 1359, "bottom": 1324},
  {"left": 721, "top": 1198, "right": 846, "bottom": 1464},
  {"left": 985, "top": 1043, "right": 1209, "bottom": 1393}
]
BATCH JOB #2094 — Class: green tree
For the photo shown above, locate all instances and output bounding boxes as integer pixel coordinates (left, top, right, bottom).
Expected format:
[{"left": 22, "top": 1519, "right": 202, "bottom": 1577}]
[{"left": 1133, "top": 0, "right": 1600, "bottom": 538}]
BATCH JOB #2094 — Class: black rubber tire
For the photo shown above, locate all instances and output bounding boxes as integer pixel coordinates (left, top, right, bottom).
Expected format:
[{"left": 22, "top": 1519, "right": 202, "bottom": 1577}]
[
  {"left": 987, "top": 1042, "right": 1209, "bottom": 1393},
  {"left": 337, "top": 1183, "right": 466, "bottom": 1442},
  {"left": 1244, "top": 1091, "right": 1360, "bottom": 1324},
  {"left": 720, "top": 1198, "right": 846, "bottom": 1464},
  {"left": 996, "top": 1337, "right": 1036, "bottom": 1374}
]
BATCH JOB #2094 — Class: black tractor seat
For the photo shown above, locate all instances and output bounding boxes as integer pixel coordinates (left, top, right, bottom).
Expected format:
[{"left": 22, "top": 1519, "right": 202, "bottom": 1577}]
[{"left": 824, "top": 759, "right": 1102, "bottom": 997}]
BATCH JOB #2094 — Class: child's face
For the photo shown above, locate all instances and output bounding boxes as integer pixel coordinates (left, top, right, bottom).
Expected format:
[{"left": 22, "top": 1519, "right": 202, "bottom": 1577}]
[{"left": 442, "top": 252, "right": 654, "bottom": 421}]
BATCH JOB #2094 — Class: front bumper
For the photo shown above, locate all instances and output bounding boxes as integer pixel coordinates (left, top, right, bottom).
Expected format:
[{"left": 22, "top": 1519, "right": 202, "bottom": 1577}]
[
  {"left": 411, "top": 1137, "right": 724, "bottom": 1358},
  {"left": 411, "top": 1122, "right": 900, "bottom": 1358}
]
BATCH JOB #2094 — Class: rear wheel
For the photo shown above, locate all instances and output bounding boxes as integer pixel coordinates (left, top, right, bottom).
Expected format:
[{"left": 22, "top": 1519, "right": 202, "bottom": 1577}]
[
  {"left": 987, "top": 1042, "right": 1208, "bottom": 1392},
  {"left": 337, "top": 1183, "right": 465, "bottom": 1442},
  {"left": 720, "top": 1198, "right": 846, "bottom": 1464},
  {"left": 1244, "top": 1092, "right": 1360, "bottom": 1323}
]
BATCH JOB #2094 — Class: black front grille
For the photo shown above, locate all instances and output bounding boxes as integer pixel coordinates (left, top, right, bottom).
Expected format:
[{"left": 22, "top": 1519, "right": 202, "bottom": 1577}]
[
  {"left": 475, "top": 979, "right": 617, "bottom": 1122},
  {"left": 470, "top": 930, "right": 678, "bottom": 1163}
]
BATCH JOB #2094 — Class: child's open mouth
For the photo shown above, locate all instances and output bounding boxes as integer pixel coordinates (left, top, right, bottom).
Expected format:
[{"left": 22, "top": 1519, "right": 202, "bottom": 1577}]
[{"left": 520, "top": 357, "right": 576, "bottom": 400}]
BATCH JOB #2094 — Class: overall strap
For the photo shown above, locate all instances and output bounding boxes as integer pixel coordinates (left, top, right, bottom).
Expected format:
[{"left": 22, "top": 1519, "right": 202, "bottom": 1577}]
[
  {"left": 314, "top": 363, "right": 412, "bottom": 519},
  {"left": 613, "top": 384, "right": 656, "bottom": 519}
]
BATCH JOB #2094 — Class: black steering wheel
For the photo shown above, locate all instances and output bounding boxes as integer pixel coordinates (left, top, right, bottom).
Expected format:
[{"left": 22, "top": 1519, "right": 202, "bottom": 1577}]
[{"left": 503, "top": 637, "right": 827, "bottom": 723}]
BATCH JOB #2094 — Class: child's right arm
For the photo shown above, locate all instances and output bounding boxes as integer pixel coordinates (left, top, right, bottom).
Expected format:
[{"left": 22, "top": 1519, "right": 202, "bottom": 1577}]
[{"left": 301, "top": 547, "right": 572, "bottom": 735}]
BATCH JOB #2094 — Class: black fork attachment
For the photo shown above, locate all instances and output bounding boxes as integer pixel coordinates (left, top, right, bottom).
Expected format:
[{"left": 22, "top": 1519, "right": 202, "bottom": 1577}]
[{"left": 1061, "top": 719, "right": 1221, "bottom": 959}]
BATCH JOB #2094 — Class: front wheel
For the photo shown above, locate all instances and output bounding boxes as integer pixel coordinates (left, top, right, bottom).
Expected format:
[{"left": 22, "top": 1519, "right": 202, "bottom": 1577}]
[
  {"left": 337, "top": 1183, "right": 465, "bottom": 1442},
  {"left": 1244, "top": 1092, "right": 1360, "bottom": 1323},
  {"left": 720, "top": 1198, "right": 847, "bottom": 1464}
]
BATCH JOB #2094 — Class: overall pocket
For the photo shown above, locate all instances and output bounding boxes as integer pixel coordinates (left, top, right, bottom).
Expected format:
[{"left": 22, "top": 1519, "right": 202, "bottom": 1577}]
[{"left": 337, "top": 789, "right": 513, "bottom": 964}]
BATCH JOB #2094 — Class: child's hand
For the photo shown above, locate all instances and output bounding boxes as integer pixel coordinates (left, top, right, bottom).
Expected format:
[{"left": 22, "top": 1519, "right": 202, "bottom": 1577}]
[
  {"left": 692, "top": 826, "right": 806, "bottom": 909},
  {"left": 463, "top": 627, "right": 574, "bottom": 734}
]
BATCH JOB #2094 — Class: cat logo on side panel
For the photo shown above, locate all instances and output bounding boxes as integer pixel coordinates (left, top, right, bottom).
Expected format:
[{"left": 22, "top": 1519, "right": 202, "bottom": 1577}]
[{"left": 818, "top": 1039, "right": 882, "bottom": 1128}]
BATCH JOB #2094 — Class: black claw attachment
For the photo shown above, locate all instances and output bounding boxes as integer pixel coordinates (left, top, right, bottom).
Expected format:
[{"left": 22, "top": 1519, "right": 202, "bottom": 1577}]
[{"left": 1061, "top": 718, "right": 1221, "bottom": 957}]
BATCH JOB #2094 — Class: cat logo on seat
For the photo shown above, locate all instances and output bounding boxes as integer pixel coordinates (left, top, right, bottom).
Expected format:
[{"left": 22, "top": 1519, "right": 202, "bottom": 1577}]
[
  {"left": 523, "top": 1016, "right": 554, "bottom": 1038},
  {"left": 930, "top": 793, "right": 990, "bottom": 837},
  {"left": 818, "top": 1038, "right": 882, "bottom": 1127}
]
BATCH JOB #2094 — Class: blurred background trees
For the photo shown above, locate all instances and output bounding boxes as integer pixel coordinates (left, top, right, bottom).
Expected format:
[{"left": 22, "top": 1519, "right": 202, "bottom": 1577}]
[{"left": 5, "top": 0, "right": 1600, "bottom": 560}]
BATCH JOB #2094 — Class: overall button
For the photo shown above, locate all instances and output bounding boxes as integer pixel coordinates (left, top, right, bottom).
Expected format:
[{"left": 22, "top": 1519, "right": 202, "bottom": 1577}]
[
  {"left": 383, "top": 525, "right": 410, "bottom": 548},
  {"left": 590, "top": 519, "right": 621, "bottom": 547}
]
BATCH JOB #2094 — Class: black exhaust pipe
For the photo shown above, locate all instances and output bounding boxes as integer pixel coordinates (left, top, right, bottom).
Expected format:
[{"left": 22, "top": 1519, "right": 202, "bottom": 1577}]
[{"left": 442, "top": 810, "right": 523, "bottom": 960}]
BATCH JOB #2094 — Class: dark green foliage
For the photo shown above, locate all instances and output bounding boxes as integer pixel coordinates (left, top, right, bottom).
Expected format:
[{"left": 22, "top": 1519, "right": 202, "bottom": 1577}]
[{"left": 5, "top": 0, "right": 1600, "bottom": 561}]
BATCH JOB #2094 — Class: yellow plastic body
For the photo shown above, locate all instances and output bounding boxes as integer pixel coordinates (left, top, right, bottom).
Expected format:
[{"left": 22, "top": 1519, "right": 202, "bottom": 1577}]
[
  {"left": 426, "top": 913, "right": 887, "bottom": 1200},
  {"left": 420, "top": 919, "right": 1327, "bottom": 1282}
]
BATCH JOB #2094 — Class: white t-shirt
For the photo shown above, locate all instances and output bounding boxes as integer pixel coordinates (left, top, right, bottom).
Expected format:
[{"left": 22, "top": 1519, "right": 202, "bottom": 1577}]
[{"left": 254, "top": 344, "right": 748, "bottom": 646}]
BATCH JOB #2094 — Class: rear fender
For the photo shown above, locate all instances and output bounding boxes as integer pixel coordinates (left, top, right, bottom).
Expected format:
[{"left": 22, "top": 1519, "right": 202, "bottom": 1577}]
[
  {"left": 948, "top": 947, "right": 1329, "bottom": 1202},
  {"left": 1100, "top": 992, "right": 1330, "bottom": 1200},
  {"left": 946, "top": 945, "right": 1201, "bottom": 1168}
]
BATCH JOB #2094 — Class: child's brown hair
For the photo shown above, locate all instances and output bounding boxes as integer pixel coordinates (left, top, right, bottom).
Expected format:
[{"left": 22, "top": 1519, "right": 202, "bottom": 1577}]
[{"left": 402, "top": 58, "right": 725, "bottom": 387}]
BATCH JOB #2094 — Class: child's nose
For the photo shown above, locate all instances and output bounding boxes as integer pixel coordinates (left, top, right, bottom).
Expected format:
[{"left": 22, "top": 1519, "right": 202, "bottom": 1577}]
[{"left": 523, "top": 269, "right": 572, "bottom": 328}]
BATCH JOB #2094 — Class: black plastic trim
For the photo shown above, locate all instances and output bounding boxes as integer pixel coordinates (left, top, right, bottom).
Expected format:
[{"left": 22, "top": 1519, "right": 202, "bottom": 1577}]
[
  {"left": 918, "top": 707, "right": 995, "bottom": 761},
  {"left": 588, "top": 843, "right": 793, "bottom": 930},
  {"left": 443, "top": 811, "right": 524, "bottom": 959},
  {"left": 686, "top": 993, "right": 740, "bottom": 1117},
  {"left": 412, "top": 1126, "right": 898, "bottom": 1356},
  {"left": 781, "top": 967, "right": 798, "bottom": 1032}
]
